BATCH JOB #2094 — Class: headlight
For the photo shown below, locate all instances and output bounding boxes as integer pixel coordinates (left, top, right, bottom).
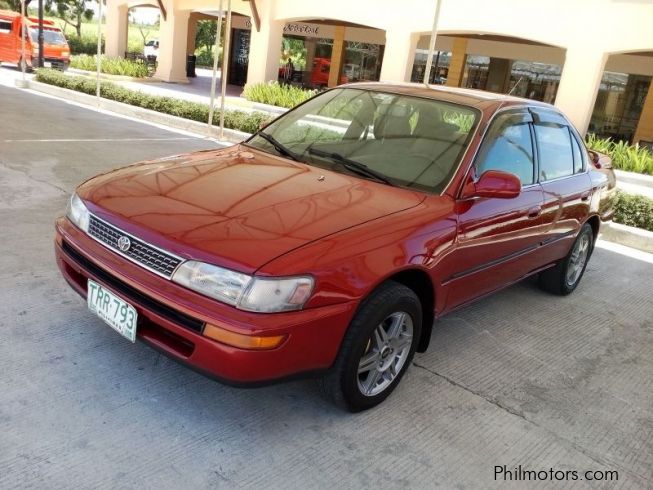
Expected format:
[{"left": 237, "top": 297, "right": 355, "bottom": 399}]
[
  {"left": 66, "top": 193, "right": 90, "bottom": 232},
  {"left": 62, "top": 50, "right": 70, "bottom": 57},
  {"left": 238, "top": 276, "right": 314, "bottom": 313},
  {"left": 171, "top": 260, "right": 314, "bottom": 312}
]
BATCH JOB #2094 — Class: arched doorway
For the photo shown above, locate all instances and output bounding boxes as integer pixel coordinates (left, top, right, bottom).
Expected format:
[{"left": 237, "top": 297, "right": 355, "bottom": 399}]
[{"left": 589, "top": 51, "right": 653, "bottom": 145}]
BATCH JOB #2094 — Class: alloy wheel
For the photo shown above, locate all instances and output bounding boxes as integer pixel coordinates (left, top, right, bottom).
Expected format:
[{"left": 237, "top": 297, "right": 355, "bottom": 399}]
[
  {"left": 566, "top": 233, "right": 590, "bottom": 287},
  {"left": 357, "top": 311, "right": 413, "bottom": 397}
]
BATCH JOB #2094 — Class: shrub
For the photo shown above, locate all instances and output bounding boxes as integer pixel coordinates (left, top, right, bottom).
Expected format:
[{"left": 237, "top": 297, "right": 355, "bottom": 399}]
[
  {"left": 586, "top": 134, "right": 653, "bottom": 175},
  {"left": 70, "top": 54, "right": 150, "bottom": 78},
  {"left": 67, "top": 35, "right": 104, "bottom": 55},
  {"left": 195, "top": 48, "right": 223, "bottom": 68},
  {"left": 35, "top": 69, "right": 271, "bottom": 134},
  {"left": 613, "top": 191, "right": 653, "bottom": 232},
  {"left": 243, "top": 81, "right": 316, "bottom": 109}
]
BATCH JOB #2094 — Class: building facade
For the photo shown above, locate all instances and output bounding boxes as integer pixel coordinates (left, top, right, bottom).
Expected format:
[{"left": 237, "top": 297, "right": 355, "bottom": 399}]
[{"left": 105, "top": 0, "right": 653, "bottom": 144}]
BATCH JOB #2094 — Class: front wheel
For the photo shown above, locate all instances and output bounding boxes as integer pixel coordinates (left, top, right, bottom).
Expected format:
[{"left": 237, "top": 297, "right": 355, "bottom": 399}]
[
  {"left": 319, "top": 281, "right": 422, "bottom": 412},
  {"left": 539, "top": 223, "right": 594, "bottom": 295}
]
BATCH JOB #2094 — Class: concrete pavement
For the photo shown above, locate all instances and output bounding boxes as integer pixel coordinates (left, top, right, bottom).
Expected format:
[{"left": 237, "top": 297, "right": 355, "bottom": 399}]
[{"left": 1, "top": 83, "right": 652, "bottom": 489}]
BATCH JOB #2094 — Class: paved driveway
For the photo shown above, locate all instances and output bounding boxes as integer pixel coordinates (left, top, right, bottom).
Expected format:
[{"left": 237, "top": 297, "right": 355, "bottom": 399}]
[{"left": 0, "top": 83, "right": 652, "bottom": 489}]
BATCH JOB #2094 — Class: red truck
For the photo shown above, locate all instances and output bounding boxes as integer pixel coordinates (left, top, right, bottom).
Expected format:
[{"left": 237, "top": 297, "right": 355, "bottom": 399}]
[{"left": 0, "top": 10, "right": 70, "bottom": 70}]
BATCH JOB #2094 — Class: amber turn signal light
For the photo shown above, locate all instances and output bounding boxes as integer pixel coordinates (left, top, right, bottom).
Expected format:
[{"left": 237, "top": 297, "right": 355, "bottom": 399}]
[{"left": 203, "top": 323, "right": 286, "bottom": 350}]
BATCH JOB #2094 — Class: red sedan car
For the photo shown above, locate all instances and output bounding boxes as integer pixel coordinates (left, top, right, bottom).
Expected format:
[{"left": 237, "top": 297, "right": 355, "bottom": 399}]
[{"left": 55, "top": 83, "right": 615, "bottom": 411}]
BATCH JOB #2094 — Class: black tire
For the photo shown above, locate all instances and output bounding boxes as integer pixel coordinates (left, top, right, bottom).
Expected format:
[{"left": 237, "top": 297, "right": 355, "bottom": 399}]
[
  {"left": 539, "top": 223, "right": 594, "bottom": 296},
  {"left": 319, "top": 281, "right": 422, "bottom": 412}
]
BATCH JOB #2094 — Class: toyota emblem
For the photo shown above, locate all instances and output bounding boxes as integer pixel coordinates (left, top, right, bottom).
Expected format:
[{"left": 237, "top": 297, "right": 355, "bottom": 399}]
[{"left": 117, "top": 236, "right": 131, "bottom": 252}]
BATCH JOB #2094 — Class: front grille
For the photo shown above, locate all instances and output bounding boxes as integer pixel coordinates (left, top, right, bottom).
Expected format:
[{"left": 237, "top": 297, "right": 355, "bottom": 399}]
[
  {"left": 62, "top": 240, "right": 205, "bottom": 334},
  {"left": 88, "top": 215, "right": 182, "bottom": 278}
]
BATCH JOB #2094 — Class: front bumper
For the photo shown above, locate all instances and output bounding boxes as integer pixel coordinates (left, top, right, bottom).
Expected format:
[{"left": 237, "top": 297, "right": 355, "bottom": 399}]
[
  {"left": 54, "top": 217, "right": 357, "bottom": 385},
  {"left": 31, "top": 57, "right": 70, "bottom": 70}
]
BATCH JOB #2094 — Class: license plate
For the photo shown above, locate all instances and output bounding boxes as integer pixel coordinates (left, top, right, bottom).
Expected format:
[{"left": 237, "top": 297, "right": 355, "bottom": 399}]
[
  {"left": 87, "top": 280, "right": 137, "bottom": 342},
  {"left": 44, "top": 61, "right": 52, "bottom": 68}
]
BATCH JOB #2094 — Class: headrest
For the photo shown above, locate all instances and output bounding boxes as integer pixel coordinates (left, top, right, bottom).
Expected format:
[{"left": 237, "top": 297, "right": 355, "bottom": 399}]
[{"left": 376, "top": 103, "right": 411, "bottom": 118}]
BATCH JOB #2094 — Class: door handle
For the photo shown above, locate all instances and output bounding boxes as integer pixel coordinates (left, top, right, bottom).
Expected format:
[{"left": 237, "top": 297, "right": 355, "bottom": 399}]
[
  {"left": 580, "top": 191, "right": 590, "bottom": 201},
  {"left": 527, "top": 206, "right": 541, "bottom": 218}
]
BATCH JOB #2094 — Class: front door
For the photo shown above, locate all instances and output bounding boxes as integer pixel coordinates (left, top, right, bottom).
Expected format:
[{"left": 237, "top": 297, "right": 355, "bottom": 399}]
[{"left": 444, "top": 109, "right": 545, "bottom": 310}]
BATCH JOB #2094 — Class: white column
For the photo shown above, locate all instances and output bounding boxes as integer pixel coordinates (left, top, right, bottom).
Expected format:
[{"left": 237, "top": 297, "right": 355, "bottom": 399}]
[
  {"left": 105, "top": 2, "right": 128, "bottom": 58},
  {"left": 155, "top": 9, "right": 191, "bottom": 83},
  {"left": 379, "top": 30, "right": 419, "bottom": 82},
  {"left": 555, "top": 47, "right": 607, "bottom": 136},
  {"left": 246, "top": 19, "right": 284, "bottom": 85}
]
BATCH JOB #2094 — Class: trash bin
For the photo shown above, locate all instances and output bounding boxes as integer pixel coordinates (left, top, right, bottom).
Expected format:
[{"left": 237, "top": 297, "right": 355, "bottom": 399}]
[{"left": 186, "top": 55, "right": 197, "bottom": 78}]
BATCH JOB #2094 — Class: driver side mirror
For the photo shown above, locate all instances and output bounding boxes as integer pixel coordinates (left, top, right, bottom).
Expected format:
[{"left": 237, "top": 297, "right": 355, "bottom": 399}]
[{"left": 462, "top": 170, "right": 521, "bottom": 199}]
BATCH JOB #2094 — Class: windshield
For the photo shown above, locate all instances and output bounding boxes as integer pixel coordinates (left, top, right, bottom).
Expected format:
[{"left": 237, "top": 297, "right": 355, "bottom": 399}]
[
  {"left": 29, "top": 28, "right": 67, "bottom": 46},
  {"left": 246, "top": 88, "right": 479, "bottom": 193}
]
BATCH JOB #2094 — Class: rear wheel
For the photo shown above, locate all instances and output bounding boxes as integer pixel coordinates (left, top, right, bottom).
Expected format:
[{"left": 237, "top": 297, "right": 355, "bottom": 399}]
[
  {"left": 539, "top": 223, "right": 593, "bottom": 295},
  {"left": 319, "top": 281, "right": 422, "bottom": 412}
]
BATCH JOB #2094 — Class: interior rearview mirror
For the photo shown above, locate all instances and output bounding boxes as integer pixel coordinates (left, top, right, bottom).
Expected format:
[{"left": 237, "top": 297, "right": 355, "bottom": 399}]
[{"left": 463, "top": 170, "right": 521, "bottom": 199}]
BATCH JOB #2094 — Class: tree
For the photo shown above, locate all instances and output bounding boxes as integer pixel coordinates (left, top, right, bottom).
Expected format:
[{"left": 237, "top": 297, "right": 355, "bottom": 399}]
[
  {"left": 45, "top": 0, "right": 94, "bottom": 37},
  {"left": 0, "top": 0, "right": 22, "bottom": 12},
  {"left": 195, "top": 20, "right": 217, "bottom": 54}
]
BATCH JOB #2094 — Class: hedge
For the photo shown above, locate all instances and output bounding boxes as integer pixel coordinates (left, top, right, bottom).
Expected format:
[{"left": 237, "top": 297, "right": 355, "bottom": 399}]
[
  {"left": 586, "top": 133, "right": 653, "bottom": 175},
  {"left": 613, "top": 191, "right": 653, "bottom": 232},
  {"left": 243, "top": 81, "right": 317, "bottom": 109},
  {"left": 70, "top": 55, "right": 149, "bottom": 78},
  {"left": 35, "top": 69, "right": 272, "bottom": 134},
  {"left": 68, "top": 36, "right": 105, "bottom": 56}
]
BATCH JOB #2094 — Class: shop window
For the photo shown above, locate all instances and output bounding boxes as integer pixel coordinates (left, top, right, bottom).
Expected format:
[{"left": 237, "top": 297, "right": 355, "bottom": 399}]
[
  {"left": 462, "top": 56, "right": 490, "bottom": 90},
  {"left": 589, "top": 72, "right": 651, "bottom": 143},
  {"left": 411, "top": 50, "right": 450, "bottom": 84},
  {"left": 509, "top": 61, "right": 561, "bottom": 104}
]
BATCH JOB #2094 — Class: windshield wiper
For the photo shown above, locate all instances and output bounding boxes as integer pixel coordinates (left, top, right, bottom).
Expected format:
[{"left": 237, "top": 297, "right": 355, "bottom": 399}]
[
  {"left": 308, "top": 147, "right": 395, "bottom": 186},
  {"left": 255, "top": 132, "right": 302, "bottom": 162}
]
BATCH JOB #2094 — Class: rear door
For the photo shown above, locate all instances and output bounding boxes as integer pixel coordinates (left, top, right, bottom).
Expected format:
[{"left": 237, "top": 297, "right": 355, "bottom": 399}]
[
  {"left": 531, "top": 108, "right": 592, "bottom": 263},
  {"left": 444, "top": 109, "right": 545, "bottom": 309}
]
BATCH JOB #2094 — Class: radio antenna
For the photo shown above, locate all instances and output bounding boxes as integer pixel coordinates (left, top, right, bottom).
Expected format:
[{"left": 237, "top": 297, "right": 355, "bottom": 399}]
[
  {"left": 493, "top": 76, "right": 525, "bottom": 115},
  {"left": 508, "top": 76, "right": 524, "bottom": 96}
]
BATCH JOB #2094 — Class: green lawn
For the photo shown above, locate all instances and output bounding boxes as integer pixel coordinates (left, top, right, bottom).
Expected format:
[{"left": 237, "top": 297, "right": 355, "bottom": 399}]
[{"left": 29, "top": 14, "right": 158, "bottom": 54}]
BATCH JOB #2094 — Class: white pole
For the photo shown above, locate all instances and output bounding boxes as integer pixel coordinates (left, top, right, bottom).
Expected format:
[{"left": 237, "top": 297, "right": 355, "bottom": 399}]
[
  {"left": 423, "top": 0, "right": 442, "bottom": 86},
  {"left": 20, "top": 0, "right": 26, "bottom": 82},
  {"left": 207, "top": 0, "right": 224, "bottom": 131},
  {"left": 96, "top": 0, "right": 103, "bottom": 101},
  {"left": 219, "top": 0, "right": 231, "bottom": 140}
]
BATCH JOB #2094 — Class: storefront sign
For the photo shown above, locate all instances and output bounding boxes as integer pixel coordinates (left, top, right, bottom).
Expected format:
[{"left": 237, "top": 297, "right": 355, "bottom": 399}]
[{"left": 283, "top": 23, "right": 320, "bottom": 36}]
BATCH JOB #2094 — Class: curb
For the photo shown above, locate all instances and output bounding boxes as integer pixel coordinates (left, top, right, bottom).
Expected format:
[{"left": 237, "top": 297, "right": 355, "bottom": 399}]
[
  {"left": 26, "top": 80, "right": 252, "bottom": 144},
  {"left": 600, "top": 221, "right": 653, "bottom": 254},
  {"left": 615, "top": 169, "right": 653, "bottom": 187}
]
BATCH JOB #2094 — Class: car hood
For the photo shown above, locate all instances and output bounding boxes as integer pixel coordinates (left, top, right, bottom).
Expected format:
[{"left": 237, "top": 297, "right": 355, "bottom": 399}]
[{"left": 78, "top": 145, "right": 425, "bottom": 273}]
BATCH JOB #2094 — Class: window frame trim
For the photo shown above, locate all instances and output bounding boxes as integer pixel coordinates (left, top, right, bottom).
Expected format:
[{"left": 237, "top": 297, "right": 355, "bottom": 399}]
[{"left": 471, "top": 107, "right": 537, "bottom": 187}]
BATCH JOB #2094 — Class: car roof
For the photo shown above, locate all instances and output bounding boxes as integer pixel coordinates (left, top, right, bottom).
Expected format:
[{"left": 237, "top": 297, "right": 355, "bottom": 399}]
[{"left": 342, "top": 81, "right": 554, "bottom": 112}]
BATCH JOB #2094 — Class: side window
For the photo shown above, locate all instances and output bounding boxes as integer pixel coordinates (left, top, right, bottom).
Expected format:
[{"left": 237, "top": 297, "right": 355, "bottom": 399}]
[
  {"left": 534, "top": 123, "right": 574, "bottom": 181},
  {"left": 475, "top": 113, "right": 535, "bottom": 185},
  {"left": 0, "top": 20, "right": 12, "bottom": 33},
  {"left": 570, "top": 131, "right": 585, "bottom": 173}
]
